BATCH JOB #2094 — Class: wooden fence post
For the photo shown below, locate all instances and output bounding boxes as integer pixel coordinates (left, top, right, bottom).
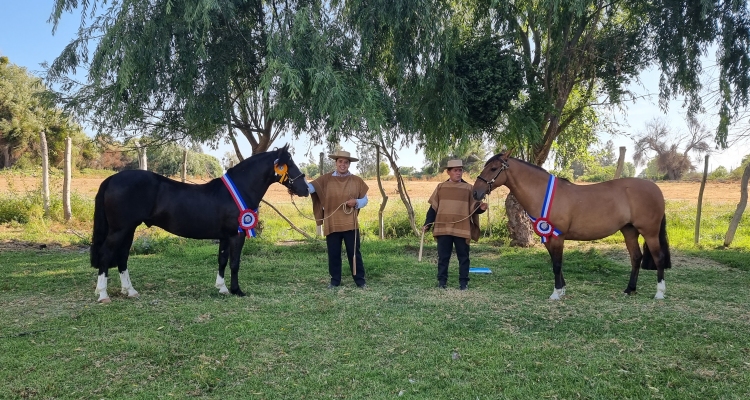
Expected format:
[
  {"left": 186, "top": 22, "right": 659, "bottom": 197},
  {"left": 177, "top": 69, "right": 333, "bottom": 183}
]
[
  {"left": 63, "top": 136, "right": 72, "bottom": 221},
  {"left": 614, "top": 146, "right": 626, "bottom": 179},
  {"left": 695, "top": 155, "right": 709, "bottom": 244},
  {"left": 40, "top": 130, "right": 50, "bottom": 217}
]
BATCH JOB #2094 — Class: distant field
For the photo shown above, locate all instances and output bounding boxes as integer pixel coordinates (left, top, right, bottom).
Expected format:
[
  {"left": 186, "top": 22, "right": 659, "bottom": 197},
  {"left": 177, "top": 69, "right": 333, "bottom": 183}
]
[{"left": 0, "top": 172, "right": 743, "bottom": 204}]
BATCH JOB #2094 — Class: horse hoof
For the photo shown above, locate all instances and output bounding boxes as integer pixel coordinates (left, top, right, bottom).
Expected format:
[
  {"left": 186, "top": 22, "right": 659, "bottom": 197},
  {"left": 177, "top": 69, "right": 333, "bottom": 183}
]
[
  {"left": 654, "top": 292, "right": 665, "bottom": 300},
  {"left": 128, "top": 293, "right": 140, "bottom": 298},
  {"left": 549, "top": 288, "right": 565, "bottom": 300},
  {"left": 98, "top": 297, "right": 111, "bottom": 304}
]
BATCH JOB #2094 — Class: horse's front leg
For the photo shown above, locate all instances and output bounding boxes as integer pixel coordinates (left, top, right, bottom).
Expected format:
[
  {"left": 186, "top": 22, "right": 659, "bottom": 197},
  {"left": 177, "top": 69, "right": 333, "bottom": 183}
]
[
  {"left": 215, "top": 238, "right": 230, "bottom": 295},
  {"left": 545, "top": 237, "right": 566, "bottom": 300},
  {"left": 228, "top": 234, "right": 247, "bottom": 297}
]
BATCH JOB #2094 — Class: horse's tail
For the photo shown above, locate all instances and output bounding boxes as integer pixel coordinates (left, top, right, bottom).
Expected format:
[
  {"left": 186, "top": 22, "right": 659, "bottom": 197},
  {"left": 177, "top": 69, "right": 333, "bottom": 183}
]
[
  {"left": 90, "top": 177, "right": 111, "bottom": 269},
  {"left": 641, "top": 214, "right": 671, "bottom": 270}
]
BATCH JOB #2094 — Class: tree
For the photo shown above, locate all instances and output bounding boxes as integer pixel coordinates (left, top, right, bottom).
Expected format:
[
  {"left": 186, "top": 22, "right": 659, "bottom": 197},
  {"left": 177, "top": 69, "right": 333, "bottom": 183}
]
[
  {"left": 1, "top": 56, "right": 94, "bottom": 170},
  {"left": 633, "top": 117, "right": 711, "bottom": 180}
]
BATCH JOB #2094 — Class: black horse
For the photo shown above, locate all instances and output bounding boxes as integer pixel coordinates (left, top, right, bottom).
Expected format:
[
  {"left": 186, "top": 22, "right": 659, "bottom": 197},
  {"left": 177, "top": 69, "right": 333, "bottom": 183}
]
[{"left": 90, "top": 144, "right": 309, "bottom": 302}]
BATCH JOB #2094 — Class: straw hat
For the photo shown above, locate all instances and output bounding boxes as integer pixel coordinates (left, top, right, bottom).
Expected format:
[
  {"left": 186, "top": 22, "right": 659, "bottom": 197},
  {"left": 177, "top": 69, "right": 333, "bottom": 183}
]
[
  {"left": 328, "top": 150, "right": 359, "bottom": 162},
  {"left": 442, "top": 159, "right": 464, "bottom": 170}
]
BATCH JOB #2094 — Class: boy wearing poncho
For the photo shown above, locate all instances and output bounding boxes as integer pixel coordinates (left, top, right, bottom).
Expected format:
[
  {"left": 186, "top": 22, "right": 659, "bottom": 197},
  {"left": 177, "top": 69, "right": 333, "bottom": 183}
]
[{"left": 422, "top": 159, "right": 488, "bottom": 290}]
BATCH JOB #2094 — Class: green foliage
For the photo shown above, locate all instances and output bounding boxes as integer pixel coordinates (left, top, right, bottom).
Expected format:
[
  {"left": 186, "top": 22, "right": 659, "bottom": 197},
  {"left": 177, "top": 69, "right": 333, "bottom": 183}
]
[
  {"left": 454, "top": 37, "right": 524, "bottom": 131},
  {"left": 729, "top": 154, "right": 750, "bottom": 180},
  {"left": 148, "top": 143, "right": 223, "bottom": 178},
  {"left": 709, "top": 165, "right": 729, "bottom": 180}
]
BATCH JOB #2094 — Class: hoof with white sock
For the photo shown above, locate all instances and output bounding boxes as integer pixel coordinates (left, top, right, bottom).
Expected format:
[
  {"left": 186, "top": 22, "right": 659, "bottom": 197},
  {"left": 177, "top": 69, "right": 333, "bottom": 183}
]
[
  {"left": 654, "top": 280, "right": 666, "bottom": 300},
  {"left": 119, "top": 270, "right": 140, "bottom": 298},
  {"left": 95, "top": 273, "right": 110, "bottom": 303},
  {"left": 215, "top": 274, "right": 229, "bottom": 295},
  {"left": 549, "top": 287, "right": 566, "bottom": 300}
]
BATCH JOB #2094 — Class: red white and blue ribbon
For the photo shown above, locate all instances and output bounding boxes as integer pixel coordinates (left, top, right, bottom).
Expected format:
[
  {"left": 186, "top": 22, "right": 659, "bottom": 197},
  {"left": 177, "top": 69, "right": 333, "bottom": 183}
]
[
  {"left": 221, "top": 174, "right": 257, "bottom": 238},
  {"left": 527, "top": 174, "right": 562, "bottom": 243}
]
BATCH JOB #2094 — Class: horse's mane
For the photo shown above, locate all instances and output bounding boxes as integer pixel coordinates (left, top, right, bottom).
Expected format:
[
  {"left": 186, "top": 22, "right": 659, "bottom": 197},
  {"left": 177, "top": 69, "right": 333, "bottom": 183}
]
[
  {"left": 485, "top": 152, "right": 572, "bottom": 183},
  {"left": 229, "top": 144, "right": 292, "bottom": 174}
]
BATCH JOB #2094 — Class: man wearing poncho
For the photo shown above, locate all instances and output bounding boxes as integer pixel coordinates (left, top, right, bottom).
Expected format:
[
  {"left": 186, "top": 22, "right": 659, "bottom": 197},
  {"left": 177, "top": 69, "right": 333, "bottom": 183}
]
[
  {"left": 423, "top": 159, "right": 488, "bottom": 290},
  {"left": 309, "top": 150, "right": 369, "bottom": 289}
]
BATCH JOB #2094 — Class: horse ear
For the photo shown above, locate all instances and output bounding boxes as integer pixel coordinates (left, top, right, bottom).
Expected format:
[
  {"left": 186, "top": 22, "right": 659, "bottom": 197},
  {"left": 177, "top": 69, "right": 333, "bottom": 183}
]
[{"left": 503, "top": 148, "right": 514, "bottom": 160}]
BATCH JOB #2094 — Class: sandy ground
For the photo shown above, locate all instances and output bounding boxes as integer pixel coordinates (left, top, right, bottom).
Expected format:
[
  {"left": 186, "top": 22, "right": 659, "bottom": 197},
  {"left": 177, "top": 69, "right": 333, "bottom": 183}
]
[{"left": 0, "top": 173, "right": 742, "bottom": 204}]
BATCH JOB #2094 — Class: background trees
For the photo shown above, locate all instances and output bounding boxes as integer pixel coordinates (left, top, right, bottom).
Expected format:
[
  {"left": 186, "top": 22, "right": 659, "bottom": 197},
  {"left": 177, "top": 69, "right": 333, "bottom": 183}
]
[{"left": 633, "top": 117, "right": 712, "bottom": 180}]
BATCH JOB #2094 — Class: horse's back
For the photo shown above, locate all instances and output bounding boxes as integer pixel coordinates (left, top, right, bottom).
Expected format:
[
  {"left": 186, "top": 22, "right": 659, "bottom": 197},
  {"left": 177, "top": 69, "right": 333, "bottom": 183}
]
[
  {"left": 561, "top": 178, "right": 664, "bottom": 240},
  {"left": 100, "top": 170, "right": 164, "bottom": 228}
]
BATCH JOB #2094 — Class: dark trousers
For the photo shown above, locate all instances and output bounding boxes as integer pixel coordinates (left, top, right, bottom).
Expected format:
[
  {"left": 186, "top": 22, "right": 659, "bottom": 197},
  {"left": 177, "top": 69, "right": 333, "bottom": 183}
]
[
  {"left": 436, "top": 235, "right": 470, "bottom": 285},
  {"left": 326, "top": 230, "right": 366, "bottom": 286}
]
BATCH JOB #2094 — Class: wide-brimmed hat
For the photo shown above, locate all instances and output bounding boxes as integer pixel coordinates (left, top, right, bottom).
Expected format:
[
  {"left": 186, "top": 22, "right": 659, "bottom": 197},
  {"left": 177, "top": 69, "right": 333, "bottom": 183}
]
[
  {"left": 328, "top": 150, "right": 359, "bottom": 162},
  {"left": 442, "top": 159, "right": 464, "bottom": 170}
]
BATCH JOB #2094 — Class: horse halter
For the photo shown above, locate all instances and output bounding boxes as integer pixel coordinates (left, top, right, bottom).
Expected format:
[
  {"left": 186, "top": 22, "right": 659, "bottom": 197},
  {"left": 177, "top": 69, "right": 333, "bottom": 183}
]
[{"left": 476, "top": 158, "right": 509, "bottom": 194}]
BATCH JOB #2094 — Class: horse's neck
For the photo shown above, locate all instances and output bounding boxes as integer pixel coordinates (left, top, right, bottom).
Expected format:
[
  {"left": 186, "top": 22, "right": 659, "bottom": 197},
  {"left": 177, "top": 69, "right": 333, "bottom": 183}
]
[
  {"left": 226, "top": 159, "right": 275, "bottom": 209},
  {"left": 504, "top": 159, "right": 552, "bottom": 216}
]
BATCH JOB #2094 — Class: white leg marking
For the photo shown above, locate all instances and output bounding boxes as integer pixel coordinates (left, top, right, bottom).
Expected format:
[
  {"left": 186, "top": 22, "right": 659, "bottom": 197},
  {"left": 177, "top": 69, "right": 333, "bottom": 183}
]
[
  {"left": 119, "top": 270, "right": 139, "bottom": 298},
  {"left": 655, "top": 280, "right": 666, "bottom": 300},
  {"left": 215, "top": 273, "right": 229, "bottom": 295},
  {"left": 549, "top": 287, "right": 565, "bottom": 300},
  {"left": 96, "top": 273, "right": 110, "bottom": 303}
]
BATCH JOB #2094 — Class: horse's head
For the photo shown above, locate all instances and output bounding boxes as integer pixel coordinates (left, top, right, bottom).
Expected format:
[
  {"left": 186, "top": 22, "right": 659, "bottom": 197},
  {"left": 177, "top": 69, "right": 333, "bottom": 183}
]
[
  {"left": 274, "top": 145, "right": 309, "bottom": 197},
  {"left": 473, "top": 152, "right": 510, "bottom": 200}
]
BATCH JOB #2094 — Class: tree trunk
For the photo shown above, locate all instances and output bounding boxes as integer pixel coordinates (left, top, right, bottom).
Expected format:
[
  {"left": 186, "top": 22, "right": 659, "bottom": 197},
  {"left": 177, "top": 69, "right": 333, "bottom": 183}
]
[
  {"left": 63, "top": 136, "right": 72, "bottom": 222},
  {"left": 724, "top": 162, "right": 750, "bottom": 247},
  {"left": 229, "top": 129, "right": 244, "bottom": 161},
  {"left": 376, "top": 146, "right": 388, "bottom": 239},
  {"left": 614, "top": 146, "right": 626, "bottom": 179},
  {"left": 505, "top": 193, "right": 535, "bottom": 247},
  {"left": 695, "top": 155, "right": 709, "bottom": 244},
  {"left": 0, "top": 144, "right": 9, "bottom": 168},
  {"left": 135, "top": 139, "right": 148, "bottom": 170},
  {"left": 380, "top": 142, "right": 419, "bottom": 236},
  {"left": 181, "top": 148, "right": 188, "bottom": 183},
  {"left": 40, "top": 130, "right": 50, "bottom": 217}
]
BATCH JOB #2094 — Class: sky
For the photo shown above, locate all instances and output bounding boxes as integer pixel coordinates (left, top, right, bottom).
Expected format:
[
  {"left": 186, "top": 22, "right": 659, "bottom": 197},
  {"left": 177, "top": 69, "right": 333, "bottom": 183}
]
[{"left": 2, "top": 0, "right": 747, "bottom": 174}]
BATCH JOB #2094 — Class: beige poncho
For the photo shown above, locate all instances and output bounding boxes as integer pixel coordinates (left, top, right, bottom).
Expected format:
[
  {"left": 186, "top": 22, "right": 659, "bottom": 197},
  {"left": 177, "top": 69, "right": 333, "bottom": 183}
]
[
  {"left": 310, "top": 173, "right": 369, "bottom": 236},
  {"left": 428, "top": 180, "right": 481, "bottom": 244}
]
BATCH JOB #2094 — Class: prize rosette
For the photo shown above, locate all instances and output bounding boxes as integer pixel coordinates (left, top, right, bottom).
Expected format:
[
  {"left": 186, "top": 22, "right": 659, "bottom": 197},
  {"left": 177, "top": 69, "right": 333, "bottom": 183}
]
[
  {"left": 274, "top": 163, "right": 288, "bottom": 183},
  {"left": 238, "top": 209, "right": 258, "bottom": 237},
  {"left": 533, "top": 217, "right": 554, "bottom": 237}
]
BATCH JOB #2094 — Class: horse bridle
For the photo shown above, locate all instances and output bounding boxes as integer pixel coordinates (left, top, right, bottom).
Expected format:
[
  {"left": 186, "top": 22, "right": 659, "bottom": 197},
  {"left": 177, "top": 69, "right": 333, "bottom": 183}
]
[
  {"left": 286, "top": 172, "right": 305, "bottom": 185},
  {"left": 476, "top": 158, "right": 509, "bottom": 194}
]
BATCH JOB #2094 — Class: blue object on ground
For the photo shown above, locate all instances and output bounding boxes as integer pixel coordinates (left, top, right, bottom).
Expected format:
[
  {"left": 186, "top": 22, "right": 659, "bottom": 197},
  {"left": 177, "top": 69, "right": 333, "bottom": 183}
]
[{"left": 469, "top": 267, "right": 492, "bottom": 274}]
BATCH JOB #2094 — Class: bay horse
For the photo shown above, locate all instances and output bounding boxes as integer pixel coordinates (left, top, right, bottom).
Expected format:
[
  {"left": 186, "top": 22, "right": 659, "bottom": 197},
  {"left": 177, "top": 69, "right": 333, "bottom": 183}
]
[
  {"left": 90, "top": 144, "right": 309, "bottom": 303},
  {"left": 473, "top": 152, "right": 671, "bottom": 300}
]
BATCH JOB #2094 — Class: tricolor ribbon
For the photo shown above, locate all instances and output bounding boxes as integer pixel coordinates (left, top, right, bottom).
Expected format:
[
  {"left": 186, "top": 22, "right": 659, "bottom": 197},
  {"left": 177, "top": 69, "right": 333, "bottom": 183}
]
[
  {"left": 221, "top": 173, "right": 258, "bottom": 238},
  {"left": 527, "top": 174, "right": 562, "bottom": 243}
]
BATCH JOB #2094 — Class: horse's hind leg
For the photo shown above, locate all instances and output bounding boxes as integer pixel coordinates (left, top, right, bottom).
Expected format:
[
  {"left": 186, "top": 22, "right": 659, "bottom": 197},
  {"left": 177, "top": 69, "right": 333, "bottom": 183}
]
[
  {"left": 545, "top": 237, "right": 566, "bottom": 300},
  {"left": 621, "top": 225, "right": 643, "bottom": 295},
  {"left": 643, "top": 235, "right": 667, "bottom": 299},
  {"left": 95, "top": 228, "right": 133, "bottom": 303},
  {"left": 117, "top": 227, "right": 139, "bottom": 298},
  {"left": 215, "top": 238, "right": 230, "bottom": 295}
]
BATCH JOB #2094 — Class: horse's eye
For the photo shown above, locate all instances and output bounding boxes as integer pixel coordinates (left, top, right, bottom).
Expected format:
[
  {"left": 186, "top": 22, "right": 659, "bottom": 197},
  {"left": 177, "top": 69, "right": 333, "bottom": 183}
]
[{"left": 490, "top": 167, "right": 497, "bottom": 172}]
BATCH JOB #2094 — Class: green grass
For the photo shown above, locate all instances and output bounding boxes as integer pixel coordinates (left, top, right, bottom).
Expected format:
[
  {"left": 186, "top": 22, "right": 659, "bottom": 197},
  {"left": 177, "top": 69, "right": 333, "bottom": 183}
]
[{"left": 2, "top": 237, "right": 750, "bottom": 399}]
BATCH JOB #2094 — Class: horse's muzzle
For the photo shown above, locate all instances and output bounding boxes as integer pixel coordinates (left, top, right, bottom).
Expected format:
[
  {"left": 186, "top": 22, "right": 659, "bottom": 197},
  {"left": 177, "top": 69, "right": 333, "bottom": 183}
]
[{"left": 473, "top": 190, "right": 486, "bottom": 201}]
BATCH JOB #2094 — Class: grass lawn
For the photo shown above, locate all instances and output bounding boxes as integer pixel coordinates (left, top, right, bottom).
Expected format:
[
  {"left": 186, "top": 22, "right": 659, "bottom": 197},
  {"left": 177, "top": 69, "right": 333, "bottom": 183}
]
[{"left": 2, "top": 237, "right": 749, "bottom": 399}]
